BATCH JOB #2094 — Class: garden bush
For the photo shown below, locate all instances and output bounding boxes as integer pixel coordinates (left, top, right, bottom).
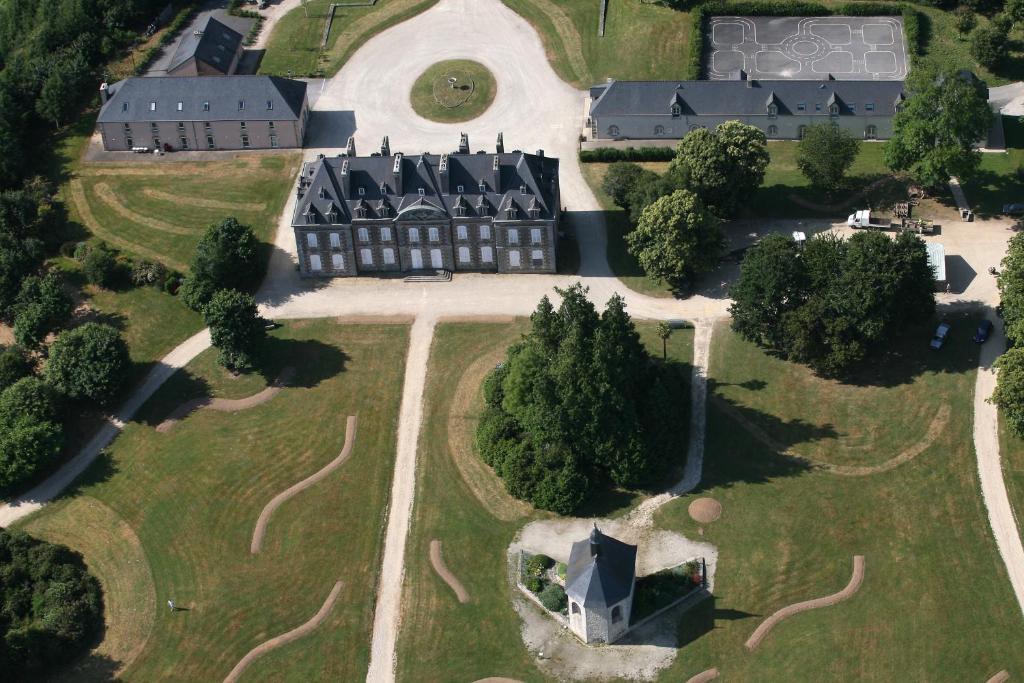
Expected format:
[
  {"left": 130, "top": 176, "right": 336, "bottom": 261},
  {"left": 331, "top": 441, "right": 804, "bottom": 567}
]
[
  {"left": 539, "top": 583, "right": 568, "bottom": 612},
  {"left": 524, "top": 575, "right": 544, "bottom": 594},
  {"left": 81, "top": 242, "right": 120, "bottom": 288},
  {"left": 0, "top": 346, "right": 31, "bottom": 393},
  {"left": 130, "top": 259, "right": 167, "bottom": 288},
  {"left": 525, "top": 553, "right": 554, "bottom": 577},
  {"left": 580, "top": 147, "right": 675, "bottom": 163},
  {"left": 45, "top": 322, "right": 130, "bottom": 405},
  {"left": 0, "top": 529, "right": 103, "bottom": 676}
]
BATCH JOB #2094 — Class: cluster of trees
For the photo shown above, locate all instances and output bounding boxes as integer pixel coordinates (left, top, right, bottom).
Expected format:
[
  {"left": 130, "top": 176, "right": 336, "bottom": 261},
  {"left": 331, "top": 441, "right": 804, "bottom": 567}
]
[
  {"left": 729, "top": 231, "right": 935, "bottom": 376},
  {"left": 0, "top": 0, "right": 171, "bottom": 187},
  {"left": 476, "top": 285, "right": 685, "bottom": 514},
  {"left": 953, "top": 0, "right": 1024, "bottom": 69},
  {"left": 0, "top": 529, "right": 103, "bottom": 676},
  {"left": 602, "top": 121, "right": 770, "bottom": 287},
  {"left": 993, "top": 234, "right": 1024, "bottom": 431},
  {"left": 182, "top": 218, "right": 266, "bottom": 371}
]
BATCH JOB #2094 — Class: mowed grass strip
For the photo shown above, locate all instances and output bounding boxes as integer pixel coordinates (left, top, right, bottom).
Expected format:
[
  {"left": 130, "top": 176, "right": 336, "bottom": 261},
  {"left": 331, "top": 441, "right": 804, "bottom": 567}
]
[
  {"left": 15, "top": 321, "right": 409, "bottom": 681},
  {"left": 396, "top": 320, "right": 694, "bottom": 681},
  {"left": 21, "top": 496, "right": 157, "bottom": 680},
  {"left": 653, "top": 319, "right": 1024, "bottom": 680},
  {"left": 260, "top": 0, "right": 440, "bottom": 76},
  {"left": 500, "top": 0, "right": 692, "bottom": 87},
  {"left": 69, "top": 154, "right": 300, "bottom": 273}
]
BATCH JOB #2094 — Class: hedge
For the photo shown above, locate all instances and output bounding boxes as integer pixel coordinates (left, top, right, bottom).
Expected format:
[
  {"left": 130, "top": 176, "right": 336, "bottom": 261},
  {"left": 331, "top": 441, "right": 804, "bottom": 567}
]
[
  {"left": 684, "top": 1, "right": 925, "bottom": 79},
  {"left": 579, "top": 146, "right": 677, "bottom": 163}
]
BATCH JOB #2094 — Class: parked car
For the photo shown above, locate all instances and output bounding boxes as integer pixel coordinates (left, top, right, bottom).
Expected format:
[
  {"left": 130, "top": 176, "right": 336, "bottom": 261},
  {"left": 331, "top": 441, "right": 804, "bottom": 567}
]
[
  {"left": 973, "top": 319, "right": 994, "bottom": 343},
  {"left": 1004, "top": 203, "right": 1024, "bottom": 216},
  {"left": 930, "top": 322, "right": 951, "bottom": 350}
]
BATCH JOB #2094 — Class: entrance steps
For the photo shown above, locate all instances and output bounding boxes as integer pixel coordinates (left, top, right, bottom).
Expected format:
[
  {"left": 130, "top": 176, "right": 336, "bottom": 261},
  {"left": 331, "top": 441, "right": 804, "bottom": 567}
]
[{"left": 403, "top": 269, "right": 452, "bottom": 283}]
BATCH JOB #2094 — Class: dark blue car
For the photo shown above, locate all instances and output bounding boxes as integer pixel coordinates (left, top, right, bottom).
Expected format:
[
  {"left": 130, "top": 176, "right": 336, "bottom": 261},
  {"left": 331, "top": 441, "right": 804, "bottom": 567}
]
[{"left": 973, "top": 319, "right": 994, "bottom": 343}]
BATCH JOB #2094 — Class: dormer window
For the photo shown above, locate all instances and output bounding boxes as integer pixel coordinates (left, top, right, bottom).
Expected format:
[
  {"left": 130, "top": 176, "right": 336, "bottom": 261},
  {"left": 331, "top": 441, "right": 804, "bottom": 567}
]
[
  {"left": 149, "top": 101, "right": 156, "bottom": 111},
  {"left": 266, "top": 100, "right": 273, "bottom": 110},
  {"left": 418, "top": 188, "right": 425, "bottom": 196},
  {"left": 177, "top": 101, "right": 183, "bottom": 111},
  {"left": 318, "top": 186, "right": 327, "bottom": 199},
  {"left": 203, "top": 101, "right": 210, "bottom": 111},
  {"left": 455, "top": 205, "right": 466, "bottom": 217},
  {"left": 457, "top": 185, "right": 464, "bottom": 193},
  {"left": 122, "top": 102, "right": 128, "bottom": 112},
  {"left": 238, "top": 100, "right": 245, "bottom": 111},
  {"left": 356, "top": 205, "right": 367, "bottom": 218},
  {"left": 479, "top": 181, "right": 486, "bottom": 192},
  {"left": 767, "top": 103, "right": 778, "bottom": 117},
  {"left": 304, "top": 209, "right": 317, "bottom": 225},
  {"left": 358, "top": 186, "right": 365, "bottom": 196},
  {"left": 671, "top": 104, "right": 681, "bottom": 117},
  {"left": 327, "top": 208, "right": 339, "bottom": 223},
  {"left": 829, "top": 103, "right": 839, "bottom": 115}
]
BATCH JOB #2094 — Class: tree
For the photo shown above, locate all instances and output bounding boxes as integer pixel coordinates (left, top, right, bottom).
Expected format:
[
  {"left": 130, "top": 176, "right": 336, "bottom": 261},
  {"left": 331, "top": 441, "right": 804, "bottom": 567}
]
[
  {"left": 13, "top": 273, "right": 72, "bottom": 348},
  {"left": 1007, "top": 0, "right": 1024, "bottom": 24},
  {"left": 954, "top": 5, "right": 977, "bottom": 36},
  {"left": 884, "top": 65, "right": 993, "bottom": 187},
  {"left": 81, "top": 242, "right": 119, "bottom": 288},
  {"left": 181, "top": 217, "right": 260, "bottom": 311},
  {"left": 626, "top": 189, "right": 721, "bottom": 287},
  {"left": 0, "top": 377, "right": 63, "bottom": 491},
  {"left": 0, "top": 346, "right": 31, "bottom": 393},
  {"left": 999, "top": 232, "right": 1024, "bottom": 346},
  {"left": 671, "top": 121, "right": 769, "bottom": 217},
  {"left": 796, "top": 124, "right": 860, "bottom": 192},
  {"left": 970, "top": 24, "right": 1009, "bottom": 68},
  {"left": 204, "top": 289, "right": 266, "bottom": 371},
  {"left": 0, "top": 529, "right": 103, "bottom": 676},
  {"left": 0, "top": 376, "right": 60, "bottom": 426},
  {"left": 477, "top": 285, "right": 683, "bottom": 514},
  {"left": 44, "top": 323, "right": 130, "bottom": 405},
  {"left": 729, "top": 234, "right": 806, "bottom": 348},
  {"left": 656, "top": 321, "right": 672, "bottom": 360},
  {"left": 993, "top": 347, "right": 1024, "bottom": 435},
  {"left": 0, "top": 232, "right": 43, "bottom": 317},
  {"left": 601, "top": 162, "right": 647, "bottom": 208}
]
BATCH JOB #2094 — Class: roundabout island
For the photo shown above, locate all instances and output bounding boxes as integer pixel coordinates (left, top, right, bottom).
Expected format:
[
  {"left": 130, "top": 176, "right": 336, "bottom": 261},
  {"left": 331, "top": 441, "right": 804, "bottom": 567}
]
[{"left": 409, "top": 59, "right": 497, "bottom": 123}]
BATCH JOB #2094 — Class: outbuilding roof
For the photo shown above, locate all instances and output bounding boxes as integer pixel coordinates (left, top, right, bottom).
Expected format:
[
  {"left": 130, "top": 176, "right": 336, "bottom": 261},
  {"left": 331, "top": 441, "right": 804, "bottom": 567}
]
[
  {"left": 97, "top": 76, "right": 308, "bottom": 123},
  {"left": 590, "top": 78, "right": 907, "bottom": 117},
  {"left": 168, "top": 16, "right": 243, "bottom": 74},
  {"left": 565, "top": 527, "right": 637, "bottom": 609}
]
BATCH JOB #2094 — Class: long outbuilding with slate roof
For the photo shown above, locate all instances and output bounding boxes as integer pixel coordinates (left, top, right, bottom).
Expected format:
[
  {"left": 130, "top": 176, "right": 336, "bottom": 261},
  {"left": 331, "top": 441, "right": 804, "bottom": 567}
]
[
  {"left": 166, "top": 16, "right": 244, "bottom": 77},
  {"left": 96, "top": 75, "right": 309, "bottom": 152},
  {"left": 291, "top": 133, "right": 560, "bottom": 276},
  {"left": 589, "top": 74, "right": 912, "bottom": 141}
]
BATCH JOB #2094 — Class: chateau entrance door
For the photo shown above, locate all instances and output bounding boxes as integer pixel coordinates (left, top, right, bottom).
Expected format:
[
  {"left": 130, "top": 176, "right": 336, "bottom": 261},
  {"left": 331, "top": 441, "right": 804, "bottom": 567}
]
[
  {"left": 410, "top": 249, "right": 423, "bottom": 269},
  {"left": 430, "top": 249, "right": 443, "bottom": 269}
]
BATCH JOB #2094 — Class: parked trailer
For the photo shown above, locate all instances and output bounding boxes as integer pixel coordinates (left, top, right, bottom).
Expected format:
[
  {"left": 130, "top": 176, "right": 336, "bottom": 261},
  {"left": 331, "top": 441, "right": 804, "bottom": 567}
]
[{"left": 847, "top": 210, "right": 895, "bottom": 230}]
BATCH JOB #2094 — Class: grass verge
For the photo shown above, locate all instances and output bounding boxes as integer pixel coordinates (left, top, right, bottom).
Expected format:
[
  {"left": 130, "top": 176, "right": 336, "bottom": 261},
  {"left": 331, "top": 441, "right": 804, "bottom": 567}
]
[
  {"left": 14, "top": 321, "right": 409, "bottom": 681},
  {"left": 395, "top": 319, "right": 693, "bottom": 680}
]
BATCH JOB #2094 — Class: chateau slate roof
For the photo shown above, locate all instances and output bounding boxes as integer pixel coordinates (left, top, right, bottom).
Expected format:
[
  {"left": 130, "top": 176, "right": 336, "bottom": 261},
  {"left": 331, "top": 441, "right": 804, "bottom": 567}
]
[
  {"left": 168, "top": 16, "right": 243, "bottom": 74},
  {"left": 291, "top": 140, "right": 560, "bottom": 226},
  {"left": 97, "top": 76, "right": 308, "bottom": 123},
  {"left": 565, "top": 527, "right": 637, "bottom": 609},
  {"left": 590, "top": 79, "right": 907, "bottom": 117}
]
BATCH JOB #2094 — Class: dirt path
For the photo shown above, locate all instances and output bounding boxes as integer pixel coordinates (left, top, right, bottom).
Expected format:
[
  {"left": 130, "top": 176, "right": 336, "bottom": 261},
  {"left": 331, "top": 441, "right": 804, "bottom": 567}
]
[
  {"left": 744, "top": 555, "right": 865, "bottom": 651},
  {"left": 986, "top": 671, "right": 1010, "bottom": 683},
  {"left": 142, "top": 187, "right": 263, "bottom": 211},
  {"left": 712, "top": 396, "right": 952, "bottom": 477},
  {"left": 429, "top": 539, "right": 470, "bottom": 603},
  {"left": 94, "top": 182, "right": 200, "bottom": 235},
  {"left": 251, "top": 415, "right": 358, "bottom": 554},
  {"left": 685, "top": 668, "right": 720, "bottom": 683},
  {"left": 156, "top": 367, "right": 295, "bottom": 433},
  {"left": 222, "top": 580, "right": 343, "bottom": 683},
  {"left": 366, "top": 316, "right": 436, "bottom": 682}
]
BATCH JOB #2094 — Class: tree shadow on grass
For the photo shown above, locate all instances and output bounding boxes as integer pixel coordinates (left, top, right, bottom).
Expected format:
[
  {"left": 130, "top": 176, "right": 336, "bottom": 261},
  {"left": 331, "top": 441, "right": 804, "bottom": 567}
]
[
  {"left": 257, "top": 336, "right": 349, "bottom": 388},
  {"left": 134, "top": 370, "right": 212, "bottom": 428},
  {"left": 32, "top": 652, "right": 123, "bottom": 683},
  {"left": 675, "top": 593, "right": 760, "bottom": 649}
]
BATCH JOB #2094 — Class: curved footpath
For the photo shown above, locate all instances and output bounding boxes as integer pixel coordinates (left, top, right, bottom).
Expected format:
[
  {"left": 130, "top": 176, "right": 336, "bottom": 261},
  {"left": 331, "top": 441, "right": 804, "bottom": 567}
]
[{"left": 974, "top": 320, "right": 1024, "bottom": 616}]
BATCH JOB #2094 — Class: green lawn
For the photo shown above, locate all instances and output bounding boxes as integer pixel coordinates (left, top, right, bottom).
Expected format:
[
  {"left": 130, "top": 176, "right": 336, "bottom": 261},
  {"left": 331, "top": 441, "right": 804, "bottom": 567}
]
[
  {"left": 999, "top": 415, "right": 1024, "bottom": 553},
  {"left": 409, "top": 60, "right": 497, "bottom": 123},
  {"left": 395, "top": 319, "right": 693, "bottom": 681},
  {"left": 13, "top": 321, "right": 409, "bottom": 681},
  {"left": 260, "top": 0, "right": 439, "bottom": 77},
  {"left": 67, "top": 154, "right": 300, "bottom": 273},
  {"left": 651, "top": 318, "right": 1024, "bottom": 680},
  {"left": 500, "top": 0, "right": 693, "bottom": 88}
]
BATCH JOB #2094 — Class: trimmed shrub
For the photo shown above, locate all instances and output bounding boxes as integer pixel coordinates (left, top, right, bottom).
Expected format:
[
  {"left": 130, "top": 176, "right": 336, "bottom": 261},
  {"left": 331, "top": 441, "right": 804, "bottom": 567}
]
[
  {"left": 44, "top": 323, "right": 130, "bottom": 405},
  {"left": 524, "top": 575, "right": 544, "bottom": 594},
  {"left": 539, "top": 583, "right": 568, "bottom": 612},
  {"left": 130, "top": 259, "right": 167, "bottom": 288},
  {"left": 0, "top": 346, "right": 31, "bottom": 393},
  {"left": 525, "top": 553, "right": 554, "bottom": 577},
  {"left": 580, "top": 147, "right": 675, "bottom": 163},
  {"left": 81, "top": 243, "right": 119, "bottom": 288},
  {"left": 556, "top": 562, "right": 567, "bottom": 580}
]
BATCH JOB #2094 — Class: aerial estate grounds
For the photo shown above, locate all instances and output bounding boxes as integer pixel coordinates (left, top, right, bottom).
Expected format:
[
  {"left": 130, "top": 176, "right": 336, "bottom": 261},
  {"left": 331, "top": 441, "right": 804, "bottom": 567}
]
[
  {"left": 13, "top": 321, "right": 409, "bottom": 681},
  {"left": 395, "top": 319, "right": 695, "bottom": 681}
]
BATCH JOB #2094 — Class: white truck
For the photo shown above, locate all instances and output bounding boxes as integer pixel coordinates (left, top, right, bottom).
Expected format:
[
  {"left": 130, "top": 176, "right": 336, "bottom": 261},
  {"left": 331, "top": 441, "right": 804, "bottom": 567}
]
[{"left": 846, "top": 209, "right": 893, "bottom": 230}]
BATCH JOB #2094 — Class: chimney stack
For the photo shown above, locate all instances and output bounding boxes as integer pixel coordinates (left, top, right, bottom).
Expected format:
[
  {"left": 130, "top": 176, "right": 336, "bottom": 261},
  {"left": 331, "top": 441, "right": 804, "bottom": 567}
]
[
  {"left": 439, "top": 153, "right": 450, "bottom": 194},
  {"left": 492, "top": 155, "right": 501, "bottom": 194},
  {"left": 458, "top": 132, "right": 469, "bottom": 154},
  {"left": 345, "top": 136, "right": 356, "bottom": 157},
  {"left": 536, "top": 149, "right": 544, "bottom": 158},
  {"left": 339, "top": 159, "right": 350, "bottom": 199},
  {"left": 392, "top": 152, "right": 404, "bottom": 195},
  {"left": 496, "top": 132, "right": 504, "bottom": 154},
  {"left": 99, "top": 82, "right": 110, "bottom": 105},
  {"left": 380, "top": 135, "right": 390, "bottom": 157}
]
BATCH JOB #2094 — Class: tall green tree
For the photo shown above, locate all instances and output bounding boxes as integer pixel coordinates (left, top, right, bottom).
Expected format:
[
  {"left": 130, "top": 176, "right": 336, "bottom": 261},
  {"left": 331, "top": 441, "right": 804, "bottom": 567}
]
[
  {"left": 44, "top": 323, "right": 130, "bottom": 405},
  {"left": 884, "top": 65, "right": 993, "bottom": 187},
  {"left": 626, "top": 189, "right": 721, "bottom": 288},
  {"left": 999, "top": 232, "right": 1024, "bottom": 346},
  {"left": 181, "top": 217, "right": 260, "bottom": 311},
  {"left": 12, "top": 272, "right": 72, "bottom": 348},
  {"left": 796, "top": 124, "right": 860, "bottom": 192},
  {"left": 204, "top": 289, "right": 266, "bottom": 371},
  {"left": 729, "top": 234, "right": 806, "bottom": 348},
  {"left": 970, "top": 24, "right": 1009, "bottom": 68},
  {"left": 954, "top": 5, "right": 977, "bottom": 36},
  {"left": 671, "top": 120, "right": 769, "bottom": 217},
  {"left": 993, "top": 347, "right": 1024, "bottom": 435}
]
